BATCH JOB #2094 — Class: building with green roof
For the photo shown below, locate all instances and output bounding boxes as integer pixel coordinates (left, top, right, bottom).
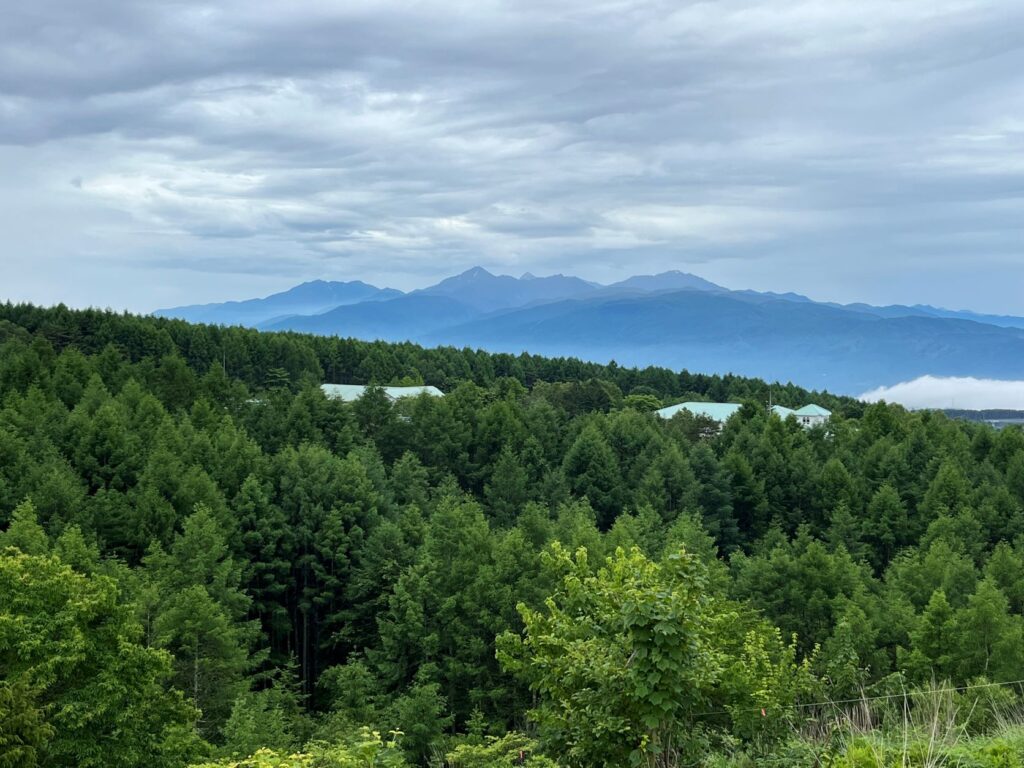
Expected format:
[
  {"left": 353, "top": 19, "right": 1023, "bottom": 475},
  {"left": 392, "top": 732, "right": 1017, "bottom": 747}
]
[
  {"left": 320, "top": 384, "right": 444, "bottom": 402},
  {"left": 654, "top": 400, "right": 831, "bottom": 432},
  {"left": 793, "top": 403, "right": 831, "bottom": 427},
  {"left": 654, "top": 401, "right": 742, "bottom": 426}
]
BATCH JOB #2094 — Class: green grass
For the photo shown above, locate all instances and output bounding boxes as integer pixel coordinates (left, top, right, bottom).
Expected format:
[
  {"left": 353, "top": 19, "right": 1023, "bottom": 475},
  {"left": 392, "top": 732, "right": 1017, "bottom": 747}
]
[{"left": 708, "top": 684, "right": 1024, "bottom": 768}]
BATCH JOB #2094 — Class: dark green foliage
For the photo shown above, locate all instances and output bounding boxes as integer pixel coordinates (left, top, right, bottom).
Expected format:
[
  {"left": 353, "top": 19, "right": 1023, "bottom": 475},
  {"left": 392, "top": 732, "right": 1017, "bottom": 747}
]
[
  {"left": 1, "top": 302, "right": 1023, "bottom": 764},
  {"left": 144, "top": 505, "right": 263, "bottom": 735},
  {"left": 562, "top": 425, "right": 622, "bottom": 528}
]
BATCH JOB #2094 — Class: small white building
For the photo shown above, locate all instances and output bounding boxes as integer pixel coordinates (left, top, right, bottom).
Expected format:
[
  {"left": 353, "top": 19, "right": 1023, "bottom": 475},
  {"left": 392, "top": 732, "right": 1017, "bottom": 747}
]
[
  {"left": 320, "top": 384, "right": 444, "bottom": 402},
  {"left": 792, "top": 403, "right": 831, "bottom": 428}
]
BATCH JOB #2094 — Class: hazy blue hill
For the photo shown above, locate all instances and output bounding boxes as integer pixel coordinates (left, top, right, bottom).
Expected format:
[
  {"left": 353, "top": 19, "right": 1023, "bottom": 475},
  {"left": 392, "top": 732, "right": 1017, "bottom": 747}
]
[
  {"left": 413, "top": 266, "right": 599, "bottom": 311},
  {"left": 831, "top": 301, "right": 1024, "bottom": 330},
  {"left": 432, "top": 290, "right": 884, "bottom": 343},
  {"left": 928, "top": 307, "right": 1024, "bottom": 329},
  {"left": 262, "top": 294, "right": 480, "bottom": 341},
  {"left": 425, "top": 290, "right": 1024, "bottom": 393},
  {"left": 154, "top": 280, "right": 401, "bottom": 326}
]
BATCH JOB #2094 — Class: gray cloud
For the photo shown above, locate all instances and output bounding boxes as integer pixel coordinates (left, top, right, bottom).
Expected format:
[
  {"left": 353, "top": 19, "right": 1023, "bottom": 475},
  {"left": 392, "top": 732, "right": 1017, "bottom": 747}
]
[{"left": 1, "top": 0, "right": 1024, "bottom": 312}]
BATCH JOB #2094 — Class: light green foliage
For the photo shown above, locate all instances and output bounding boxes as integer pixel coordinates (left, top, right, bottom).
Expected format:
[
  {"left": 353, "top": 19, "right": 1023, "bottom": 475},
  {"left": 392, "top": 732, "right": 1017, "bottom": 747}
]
[
  {"left": 500, "top": 544, "right": 726, "bottom": 767},
  {"left": 721, "top": 627, "right": 819, "bottom": 744},
  {"left": 389, "top": 676, "right": 453, "bottom": 762},
  {"left": 445, "top": 732, "right": 561, "bottom": 767},
  {"left": 0, "top": 550, "right": 199, "bottom": 767},
  {"left": 191, "top": 728, "right": 407, "bottom": 768},
  {"left": 886, "top": 539, "right": 978, "bottom": 610},
  {"left": 985, "top": 541, "right": 1024, "bottom": 614},
  {"left": 952, "top": 579, "right": 1024, "bottom": 681},
  {"left": 0, "top": 498, "right": 48, "bottom": 555},
  {"left": 830, "top": 728, "right": 1024, "bottom": 768},
  {"left": 221, "top": 684, "right": 305, "bottom": 759},
  {"left": 902, "top": 589, "right": 956, "bottom": 680}
]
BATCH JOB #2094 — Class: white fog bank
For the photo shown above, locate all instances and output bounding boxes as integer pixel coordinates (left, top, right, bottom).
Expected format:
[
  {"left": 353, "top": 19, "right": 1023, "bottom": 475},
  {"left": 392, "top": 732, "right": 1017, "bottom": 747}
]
[{"left": 860, "top": 376, "right": 1024, "bottom": 410}]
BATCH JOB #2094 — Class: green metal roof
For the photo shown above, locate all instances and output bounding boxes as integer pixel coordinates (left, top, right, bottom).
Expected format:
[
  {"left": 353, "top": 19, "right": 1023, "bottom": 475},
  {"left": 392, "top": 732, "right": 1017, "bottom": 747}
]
[
  {"left": 794, "top": 404, "right": 831, "bottom": 417},
  {"left": 320, "top": 384, "right": 369, "bottom": 401},
  {"left": 320, "top": 384, "right": 444, "bottom": 402},
  {"left": 383, "top": 385, "right": 444, "bottom": 399},
  {"left": 772, "top": 405, "right": 796, "bottom": 418},
  {"left": 655, "top": 402, "right": 742, "bottom": 422}
]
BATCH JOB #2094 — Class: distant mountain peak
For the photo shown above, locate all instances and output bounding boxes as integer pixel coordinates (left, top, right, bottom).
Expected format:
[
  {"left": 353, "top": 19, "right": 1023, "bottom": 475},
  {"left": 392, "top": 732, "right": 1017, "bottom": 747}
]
[
  {"left": 154, "top": 279, "right": 400, "bottom": 326},
  {"left": 520, "top": 272, "right": 537, "bottom": 281},
  {"left": 414, "top": 266, "right": 599, "bottom": 312},
  {"left": 608, "top": 271, "right": 723, "bottom": 293}
]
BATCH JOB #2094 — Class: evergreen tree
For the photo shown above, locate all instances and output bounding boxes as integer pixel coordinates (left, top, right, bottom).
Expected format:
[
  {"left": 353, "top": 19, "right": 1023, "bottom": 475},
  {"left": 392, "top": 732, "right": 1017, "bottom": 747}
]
[
  {"left": 0, "top": 498, "right": 48, "bottom": 555},
  {"left": 863, "top": 483, "right": 907, "bottom": 569},
  {"left": 484, "top": 445, "right": 530, "bottom": 526},
  {"left": 984, "top": 541, "right": 1024, "bottom": 614},
  {"left": 904, "top": 589, "right": 956, "bottom": 682},
  {"left": 723, "top": 450, "right": 770, "bottom": 543},
  {"left": 561, "top": 425, "right": 622, "bottom": 528},
  {"left": 690, "top": 443, "right": 738, "bottom": 552},
  {"left": 952, "top": 579, "right": 1020, "bottom": 679},
  {"left": 145, "top": 505, "right": 262, "bottom": 737},
  {"left": 636, "top": 441, "right": 698, "bottom": 522}
]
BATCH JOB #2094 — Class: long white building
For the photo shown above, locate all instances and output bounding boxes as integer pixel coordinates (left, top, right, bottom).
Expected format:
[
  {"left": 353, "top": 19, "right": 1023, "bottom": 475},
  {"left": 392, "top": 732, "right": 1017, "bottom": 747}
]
[
  {"left": 655, "top": 401, "right": 831, "bottom": 429},
  {"left": 320, "top": 384, "right": 444, "bottom": 402}
]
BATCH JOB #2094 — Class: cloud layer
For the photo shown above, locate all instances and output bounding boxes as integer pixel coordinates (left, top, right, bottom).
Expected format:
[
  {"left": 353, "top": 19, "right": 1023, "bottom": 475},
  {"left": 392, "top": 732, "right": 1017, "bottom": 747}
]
[
  {"left": 861, "top": 376, "right": 1024, "bottom": 410},
  {"left": 2, "top": 0, "right": 1024, "bottom": 311}
]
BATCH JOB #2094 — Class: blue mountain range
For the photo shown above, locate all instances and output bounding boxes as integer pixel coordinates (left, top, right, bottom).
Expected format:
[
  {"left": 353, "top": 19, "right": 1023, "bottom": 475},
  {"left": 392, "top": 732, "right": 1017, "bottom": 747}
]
[{"left": 154, "top": 268, "right": 1024, "bottom": 393}]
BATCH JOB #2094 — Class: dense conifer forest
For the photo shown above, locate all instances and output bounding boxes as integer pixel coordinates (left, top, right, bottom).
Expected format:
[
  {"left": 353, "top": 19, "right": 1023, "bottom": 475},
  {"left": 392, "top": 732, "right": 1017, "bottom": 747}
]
[{"left": 3, "top": 302, "right": 1024, "bottom": 767}]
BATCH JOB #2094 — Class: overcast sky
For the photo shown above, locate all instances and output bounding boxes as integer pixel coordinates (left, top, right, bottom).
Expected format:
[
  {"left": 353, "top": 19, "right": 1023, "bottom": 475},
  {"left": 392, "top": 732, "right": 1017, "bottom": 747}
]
[{"left": 2, "top": 0, "right": 1023, "bottom": 313}]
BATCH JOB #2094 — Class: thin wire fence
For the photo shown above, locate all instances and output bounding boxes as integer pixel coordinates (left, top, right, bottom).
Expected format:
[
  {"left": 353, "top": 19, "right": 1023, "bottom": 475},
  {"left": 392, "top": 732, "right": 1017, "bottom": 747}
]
[{"left": 693, "top": 678, "right": 1024, "bottom": 719}]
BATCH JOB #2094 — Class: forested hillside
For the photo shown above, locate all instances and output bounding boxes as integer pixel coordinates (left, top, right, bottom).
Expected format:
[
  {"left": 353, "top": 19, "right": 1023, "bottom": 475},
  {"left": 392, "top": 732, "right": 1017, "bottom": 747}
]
[{"left": 3, "top": 302, "right": 1024, "bottom": 767}]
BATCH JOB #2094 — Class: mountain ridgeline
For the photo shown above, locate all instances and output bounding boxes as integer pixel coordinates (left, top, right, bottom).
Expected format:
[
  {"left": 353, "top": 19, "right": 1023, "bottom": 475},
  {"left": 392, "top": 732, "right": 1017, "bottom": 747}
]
[{"left": 156, "top": 268, "right": 1024, "bottom": 394}]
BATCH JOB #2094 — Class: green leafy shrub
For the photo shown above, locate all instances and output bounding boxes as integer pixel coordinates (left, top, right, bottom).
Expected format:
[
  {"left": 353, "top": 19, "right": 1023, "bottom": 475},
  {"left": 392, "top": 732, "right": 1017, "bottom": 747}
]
[
  {"left": 444, "top": 732, "right": 560, "bottom": 766},
  {"left": 190, "top": 729, "right": 407, "bottom": 768}
]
